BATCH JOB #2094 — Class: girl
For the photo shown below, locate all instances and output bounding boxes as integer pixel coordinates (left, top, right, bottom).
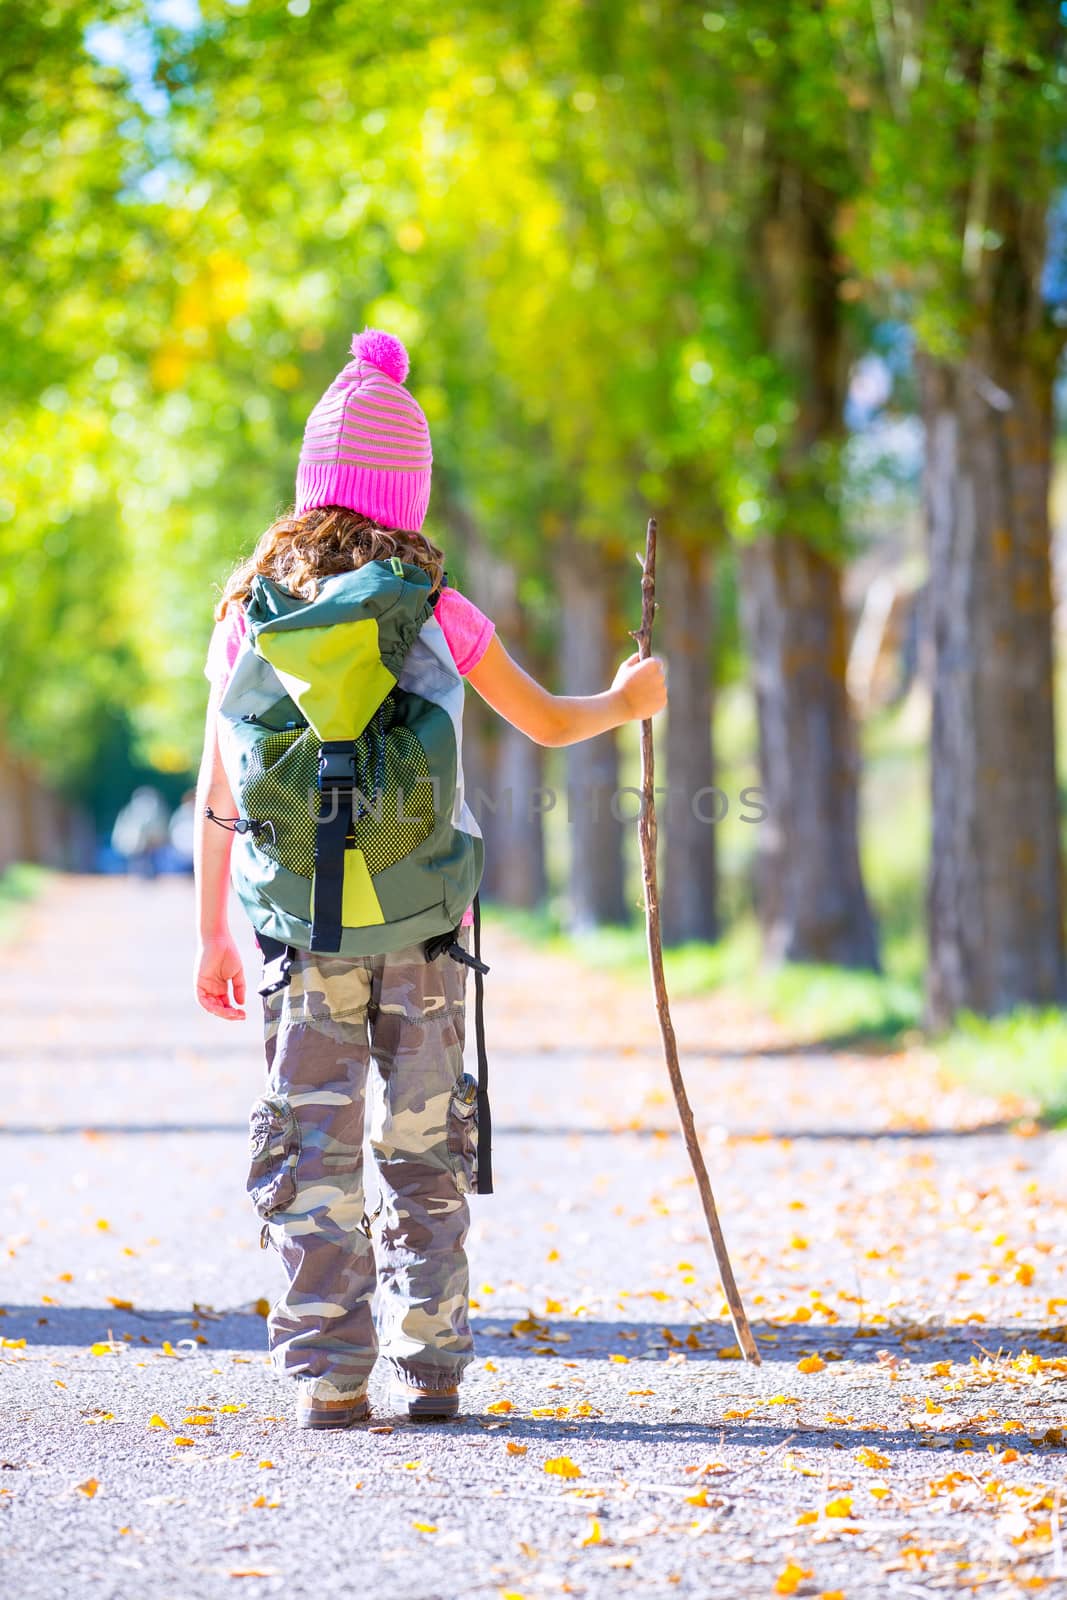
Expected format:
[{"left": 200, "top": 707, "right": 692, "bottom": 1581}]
[{"left": 194, "top": 329, "right": 666, "bottom": 1429}]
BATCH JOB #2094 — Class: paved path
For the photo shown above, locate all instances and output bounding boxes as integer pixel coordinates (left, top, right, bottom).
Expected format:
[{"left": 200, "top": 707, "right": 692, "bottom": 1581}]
[{"left": 0, "top": 876, "right": 1064, "bottom": 1599}]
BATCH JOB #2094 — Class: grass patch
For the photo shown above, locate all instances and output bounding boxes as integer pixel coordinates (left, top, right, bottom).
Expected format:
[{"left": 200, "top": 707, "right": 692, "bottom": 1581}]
[
  {"left": 937, "top": 1010, "right": 1067, "bottom": 1125},
  {"left": 484, "top": 901, "right": 922, "bottom": 1045},
  {"left": 0, "top": 863, "right": 50, "bottom": 943}
]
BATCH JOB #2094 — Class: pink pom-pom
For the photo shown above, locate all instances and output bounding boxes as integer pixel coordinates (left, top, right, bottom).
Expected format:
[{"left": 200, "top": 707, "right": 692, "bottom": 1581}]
[{"left": 350, "top": 327, "right": 409, "bottom": 384}]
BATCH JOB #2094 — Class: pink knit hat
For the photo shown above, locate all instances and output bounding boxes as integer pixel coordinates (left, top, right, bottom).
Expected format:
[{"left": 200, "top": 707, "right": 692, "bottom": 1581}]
[{"left": 294, "top": 328, "right": 432, "bottom": 532}]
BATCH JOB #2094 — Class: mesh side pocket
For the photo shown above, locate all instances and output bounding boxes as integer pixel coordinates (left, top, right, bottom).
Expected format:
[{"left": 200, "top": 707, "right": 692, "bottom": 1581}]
[
  {"left": 353, "top": 722, "right": 435, "bottom": 875},
  {"left": 243, "top": 727, "right": 319, "bottom": 879}
]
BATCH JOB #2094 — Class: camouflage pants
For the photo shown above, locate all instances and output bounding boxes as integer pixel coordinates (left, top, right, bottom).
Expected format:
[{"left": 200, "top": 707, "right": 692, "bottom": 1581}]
[{"left": 248, "top": 932, "right": 474, "bottom": 1397}]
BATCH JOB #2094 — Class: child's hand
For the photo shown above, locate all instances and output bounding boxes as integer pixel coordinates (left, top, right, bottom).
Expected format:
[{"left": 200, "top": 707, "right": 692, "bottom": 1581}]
[
  {"left": 612, "top": 652, "right": 667, "bottom": 722},
  {"left": 195, "top": 934, "right": 247, "bottom": 1021}
]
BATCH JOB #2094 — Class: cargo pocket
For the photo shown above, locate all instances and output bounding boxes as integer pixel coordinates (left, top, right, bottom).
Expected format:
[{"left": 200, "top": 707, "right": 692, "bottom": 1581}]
[
  {"left": 247, "top": 1094, "right": 301, "bottom": 1220},
  {"left": 446, "top": 1072, "right": 479, "bottom": 1196}
]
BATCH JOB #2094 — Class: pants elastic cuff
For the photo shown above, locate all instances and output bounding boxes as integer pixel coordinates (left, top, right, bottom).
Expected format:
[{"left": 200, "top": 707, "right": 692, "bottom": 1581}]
[
  {"left": 383, "top": 1356, "right": 471, "bottom": 1391},
  {"left": 295, "top": 1375, "right": 371, "bottom": 1402}
]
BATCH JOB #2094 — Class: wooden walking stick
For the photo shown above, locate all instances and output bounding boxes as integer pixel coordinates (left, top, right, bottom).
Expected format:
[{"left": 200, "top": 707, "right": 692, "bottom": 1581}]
[{"left": 633, "top": 517, "right": 761, "bottom": 1365}]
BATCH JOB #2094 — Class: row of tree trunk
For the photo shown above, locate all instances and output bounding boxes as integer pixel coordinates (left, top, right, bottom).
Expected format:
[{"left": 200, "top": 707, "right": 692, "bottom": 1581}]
[
  {"left": 0, "top": 742, "right": 95, "bottom": 873},
  {"left": 454, "top": 156, "right": 1066, "bottom": 1030}
]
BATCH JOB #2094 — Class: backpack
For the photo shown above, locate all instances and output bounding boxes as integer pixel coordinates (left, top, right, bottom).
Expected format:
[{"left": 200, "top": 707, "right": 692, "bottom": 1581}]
[
  {"left": 212, "top": 554, "right": 494, "bottom": 1194},
  {"left": 214, "top": 556, "right": 484, "bottom": 958}
]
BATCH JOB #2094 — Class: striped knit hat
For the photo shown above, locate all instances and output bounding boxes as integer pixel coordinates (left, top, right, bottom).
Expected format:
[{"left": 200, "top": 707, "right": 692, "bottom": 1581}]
[{"left": 294, "top": 328, "right": 432, "bottom": 532}]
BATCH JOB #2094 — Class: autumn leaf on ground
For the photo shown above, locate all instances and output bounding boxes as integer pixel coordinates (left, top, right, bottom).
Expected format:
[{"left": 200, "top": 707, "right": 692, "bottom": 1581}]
[
  {"left": 774, "top": 1563, "right": 813, "bottom": 1596},
  {"left": 148, "top": 1414, "right": 169, "bottom": 1429},
  {"left": 825, "top": 1496, "right": 854, "bottom": 1518},
  {"left": 717, "top": 1345, "right": 742, "bottom": 1360},
  {"left": 487, "top": 1400, "right": 514, "bottom": 1414},
  {"left": 797, "top": 1354, "right": 826, "bottom": 1374},
  {"left": 544, "top": 1456, "right": 582, "bottom": 1479},
  {"left": 107, "top": 1297, "right": 134, "bottom": 1311},
  {"left": 855, "top": 1447, "right": 889, "bottom": 1469},
  {"left": 506, "top": 1441, "right": 527, "bottom": 1456},
  {"left": 412, "top": 1522, "right": 437, "bottom": 1533},
  {"left": 75, "top": 1478, "right": 100, "bottom": 1498},
  {"left": 579, "top": 1517, "right": 602, "bottom": 1546},
  {"left": 173, "top": 1437, "right": 195, "bottom": 1447}
]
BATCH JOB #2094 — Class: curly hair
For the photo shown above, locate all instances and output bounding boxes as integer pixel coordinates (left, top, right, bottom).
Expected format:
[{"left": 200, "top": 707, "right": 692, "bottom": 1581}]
[{"left": 215, "top": 505, "right": 446, "bottom": 620}]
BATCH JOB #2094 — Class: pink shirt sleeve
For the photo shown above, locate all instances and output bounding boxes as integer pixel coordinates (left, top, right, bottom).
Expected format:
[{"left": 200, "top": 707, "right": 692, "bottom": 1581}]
[
  {"left": 204, "top": 585, "right": 495, "bottom": 690},
  {"left": 434, "top": 585, "right": 495, "bottom": 676},
  {"left": 204, "top": 608, "right": 247, "bottom": 692}
]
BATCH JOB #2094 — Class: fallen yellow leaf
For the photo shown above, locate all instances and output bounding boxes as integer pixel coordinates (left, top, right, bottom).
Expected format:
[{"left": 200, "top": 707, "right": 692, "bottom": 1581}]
[
  {"left": 506, "top": 1441, "right": 527, "bottom": 1456},
  {"left": 487, "top": 1400, "right": 514, "bottom": 1414},
  {"left": 544, "top": 1456, "right": 582, "bottom": 1479},
  {"left": 89, "top": 1342, "right": 113, "bottom": 1357},
  {"left": 774, "top": 1562, "right": 813, "bottom": 1596},
  {"left": 148, "top": 1414, "right": 169, "bottom": 1429},
  {"left": 855, "top": 1447, "right": 889, "bottom": 1469},
  {"left": 107, "top": 1297, "right": 133, "bottom": 1311},
  {"left": 825, "top": 1496, "right": 853, "bottom": 1518},
  {"left": 173, "top": 1437, "right": 195, "bottom": 1447},
  {"left": 412, "top": 1521, "right": 437, "bottom": 1533},
  {"left": 580, "top": 1516, "right": 602, "bottom": 1546},
  {"left": 258, "top": 1460, "right": 274, "bottom": 1469},
  {"left": 76, "top": 1478, "right": 100, "bottom": 1498},
  {"left": 797, "top": 1354, "right": 826, "bottom": 1374}
]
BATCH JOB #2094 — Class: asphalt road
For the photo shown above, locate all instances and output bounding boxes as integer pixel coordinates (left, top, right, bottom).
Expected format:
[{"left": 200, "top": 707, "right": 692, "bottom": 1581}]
[{"left": 0, "top": 876, "right": 1064, "bottom": 1599}]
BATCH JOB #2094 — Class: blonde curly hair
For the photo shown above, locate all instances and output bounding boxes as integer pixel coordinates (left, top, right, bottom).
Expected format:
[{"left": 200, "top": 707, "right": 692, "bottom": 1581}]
[{"left": 216, "top": 505, "right": 446, "bottom": 620}]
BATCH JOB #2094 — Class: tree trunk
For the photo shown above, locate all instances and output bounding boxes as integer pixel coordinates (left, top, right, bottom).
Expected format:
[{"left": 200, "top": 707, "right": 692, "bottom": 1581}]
[
  {"left": 921, "top": 346, "right": 1066, "bottom": 1026},
  {"left": 741, "top": 161, "right": 879, "bottom": 969},
  {"left": 435, "top": 490, "right": 548, "bottom": 911},
  {"left": 740, "top": 536, "right": 879, "bottom": 968},
  {"left": 560, "top": 540, "right": 627, "bottom": 930},
  {"left": 662, "top": 538, "right": 719, "bottom": 944}
]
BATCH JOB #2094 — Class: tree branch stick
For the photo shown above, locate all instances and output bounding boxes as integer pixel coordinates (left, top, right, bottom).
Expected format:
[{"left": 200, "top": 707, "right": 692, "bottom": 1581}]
[{"left": 633, "top": 517, "right": 761, "bottom": 1366}]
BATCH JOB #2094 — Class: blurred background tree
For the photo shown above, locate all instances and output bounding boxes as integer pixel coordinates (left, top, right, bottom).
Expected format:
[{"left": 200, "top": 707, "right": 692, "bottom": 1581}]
[{"left": 3, "top": 0, "right": 1067, "bottom": 1062}]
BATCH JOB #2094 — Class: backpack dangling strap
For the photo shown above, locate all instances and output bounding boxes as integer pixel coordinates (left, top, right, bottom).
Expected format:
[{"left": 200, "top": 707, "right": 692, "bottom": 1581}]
[
  {"left": 472, "top": 892, "right": 492, "bottom": 1194},
  {"left": 257, "top": 934, "right": 294, "bottom": 997}
]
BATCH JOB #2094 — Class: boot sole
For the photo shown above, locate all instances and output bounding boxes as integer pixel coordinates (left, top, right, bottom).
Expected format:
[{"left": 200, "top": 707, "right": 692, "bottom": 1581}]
[
  {"left": 394, "top": 1390, "right": 460, "bottom": 1420},
  {"left": 297, "top": 1397, "right": 371, "bottom": 1430}
]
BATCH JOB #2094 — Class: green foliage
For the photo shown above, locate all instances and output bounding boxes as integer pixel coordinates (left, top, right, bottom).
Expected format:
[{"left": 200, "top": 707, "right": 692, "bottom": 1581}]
[
  {"left": 2, "top": 0, "right": 1064, "bottom": 819},
  {"left": 939, "top": 1010, "right": 1067, "bottom": 1124},
  {"left": 840, "top": 0, "right": 1067, "bottom": 355}
]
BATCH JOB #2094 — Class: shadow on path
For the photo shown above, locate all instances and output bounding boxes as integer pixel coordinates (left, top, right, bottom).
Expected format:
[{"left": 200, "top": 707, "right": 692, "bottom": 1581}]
[{"left": 2, "top": 1307, "right": 1060, "bottom": 1366}]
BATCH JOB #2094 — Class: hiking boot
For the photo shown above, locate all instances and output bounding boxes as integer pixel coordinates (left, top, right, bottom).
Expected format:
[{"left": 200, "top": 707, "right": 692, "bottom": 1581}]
[
  {"left": 392, "top": 1381, "right": 460, "bottom": 1420},
  {"left": 295, "top": 1386, "right": 370, "bottom": 1430}
]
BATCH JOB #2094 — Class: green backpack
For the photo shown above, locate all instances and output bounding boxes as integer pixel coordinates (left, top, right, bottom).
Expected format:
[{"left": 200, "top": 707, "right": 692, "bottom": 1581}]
[{"left": 213, "top": 556, "right": 484, "bottom": 961}]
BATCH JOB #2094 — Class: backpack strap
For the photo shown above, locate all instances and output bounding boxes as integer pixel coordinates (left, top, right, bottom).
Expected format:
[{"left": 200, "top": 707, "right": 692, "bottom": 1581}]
[
  {"left": 472, "top": 892, "right": 492, "bottom": 1194},
  {"left": 310, "top": 740, "right": 358, "bottom": 952},
  {"left": 423, "top": 895, "right": 492, "bottom": 1194}
]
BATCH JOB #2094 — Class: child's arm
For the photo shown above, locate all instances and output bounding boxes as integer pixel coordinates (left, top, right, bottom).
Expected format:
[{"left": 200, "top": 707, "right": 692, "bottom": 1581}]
[
  {"left": 193, "top": 684, "right": 247, "bottom": 1021},
  {"left": 466, "top": 635, "right": 666, "bottom": 746}
]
